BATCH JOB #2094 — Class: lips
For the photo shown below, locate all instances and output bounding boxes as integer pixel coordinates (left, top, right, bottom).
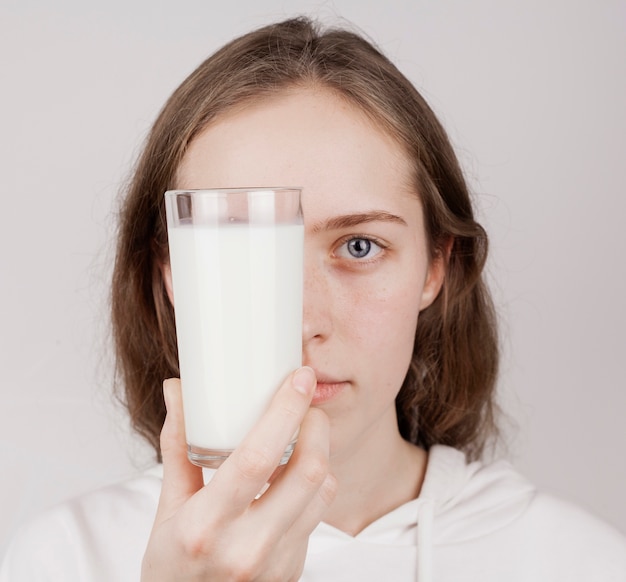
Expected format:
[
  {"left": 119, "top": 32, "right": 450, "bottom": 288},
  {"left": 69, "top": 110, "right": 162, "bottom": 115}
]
[{"left": 309, "top": 371, "right": 349, "bottom": 405}]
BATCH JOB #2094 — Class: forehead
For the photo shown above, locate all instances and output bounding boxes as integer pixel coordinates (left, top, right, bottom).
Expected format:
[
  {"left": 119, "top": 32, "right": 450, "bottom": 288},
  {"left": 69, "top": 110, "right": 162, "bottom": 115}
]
[{"left": 176, "top": 87, "right": 420, "bottom": 222}]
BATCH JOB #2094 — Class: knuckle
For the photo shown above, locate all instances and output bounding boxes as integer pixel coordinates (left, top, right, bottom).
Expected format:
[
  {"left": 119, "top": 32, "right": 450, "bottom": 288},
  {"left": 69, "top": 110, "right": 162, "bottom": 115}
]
[
  {"left": 223, "top": 544, "right": 265, "bottom": 581},
  {"left": 235, "top": 445, "right": 274, "bottom": 481},
  {"left": 178, "top": 531, "right": 205, "bottom": 560},
  {"left": 159, "top": 428, "right": 174, "bottom": 456},
  {"left": 175, "top": 521, "right": 216, "bottom": 560},
  {"left": 278, "top": 398, "right": 303, "bottom": 423},
  {"left": 158, "top": 417, "right": 172, "bottom": 447},
  {"left": 159, "top": 417, "right": 183, "bottom": 456},
  {"left": 300, "top": 451, "right": 329, "bottom": 488},
  {"left": 225, "top": 564, "right": 255, "bottom": 582},
  {"left": 223, "top": 538, "right": 304, "bottom": 582},
  {"left": 319, "top": 473, "right": 339, "bottom": 506}
]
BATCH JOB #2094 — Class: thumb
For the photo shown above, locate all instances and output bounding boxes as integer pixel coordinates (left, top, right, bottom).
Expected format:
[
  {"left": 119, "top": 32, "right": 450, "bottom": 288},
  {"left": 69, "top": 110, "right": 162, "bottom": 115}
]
[{"left": 155, "top": 378, "right": 204, "bottom": 524}]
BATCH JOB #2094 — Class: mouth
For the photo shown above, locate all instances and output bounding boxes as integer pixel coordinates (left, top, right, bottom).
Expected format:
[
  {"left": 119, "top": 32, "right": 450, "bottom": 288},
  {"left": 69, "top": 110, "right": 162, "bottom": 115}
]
[{"left": 310, "top": 374, "right": 349, "bottom": 405}]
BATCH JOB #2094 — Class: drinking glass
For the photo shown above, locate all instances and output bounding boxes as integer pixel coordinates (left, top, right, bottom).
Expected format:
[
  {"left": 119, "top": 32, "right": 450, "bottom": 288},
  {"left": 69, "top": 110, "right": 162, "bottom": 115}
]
[{"left": 164, "top": 188, "right": 303, "bottom": 468}]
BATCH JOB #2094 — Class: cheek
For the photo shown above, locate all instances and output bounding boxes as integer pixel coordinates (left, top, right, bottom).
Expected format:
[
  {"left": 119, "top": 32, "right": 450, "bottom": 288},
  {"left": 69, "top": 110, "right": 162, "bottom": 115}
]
[{"left": 340, "top": 274, "right": 422, "bottom": 369}]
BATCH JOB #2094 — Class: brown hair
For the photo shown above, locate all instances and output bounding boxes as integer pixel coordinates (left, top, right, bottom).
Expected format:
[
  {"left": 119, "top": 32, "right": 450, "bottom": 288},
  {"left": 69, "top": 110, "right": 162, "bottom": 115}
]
[{"left": 111, "top": 17, "right": 499, "bottom": 462}]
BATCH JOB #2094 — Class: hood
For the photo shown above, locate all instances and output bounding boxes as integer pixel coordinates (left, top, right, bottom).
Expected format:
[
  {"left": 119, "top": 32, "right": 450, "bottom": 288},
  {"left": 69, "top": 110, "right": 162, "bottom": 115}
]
[
  {"left": 420, "top": 445, "right": 536, "bottom": 543},
  {"left": 305, "top": 445, "right": 536, "bottom": 581}
]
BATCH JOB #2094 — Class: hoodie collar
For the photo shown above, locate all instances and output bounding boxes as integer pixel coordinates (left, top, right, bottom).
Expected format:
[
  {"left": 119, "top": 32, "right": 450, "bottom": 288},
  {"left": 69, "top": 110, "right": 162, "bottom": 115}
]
[{"left": 309, "top": 445, "right": 536, "bottom": 547}]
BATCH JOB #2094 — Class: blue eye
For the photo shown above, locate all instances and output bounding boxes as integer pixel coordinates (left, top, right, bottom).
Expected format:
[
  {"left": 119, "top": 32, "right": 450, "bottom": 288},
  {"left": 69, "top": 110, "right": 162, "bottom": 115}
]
[
  {"left": 348, "top": 238, "right": 371, "bottom": 258},
  {"left": 337, "top": 237, "right": 383, "bottom": 259}
]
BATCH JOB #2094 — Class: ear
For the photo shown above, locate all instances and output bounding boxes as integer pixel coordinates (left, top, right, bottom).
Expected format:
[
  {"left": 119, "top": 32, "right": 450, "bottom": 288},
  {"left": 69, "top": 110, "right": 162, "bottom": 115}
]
[
  {"left": 419, "top": 237, "right": 452, "bottom": 311},
  {"left": 160, "top": 262, "right": 175, "bottom": 306}
]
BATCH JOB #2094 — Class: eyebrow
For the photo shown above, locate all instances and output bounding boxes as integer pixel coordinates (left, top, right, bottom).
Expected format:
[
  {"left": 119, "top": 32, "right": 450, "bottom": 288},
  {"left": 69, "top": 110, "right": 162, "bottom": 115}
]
[{"left": 310, "top": 211, "right": 408, "bottom": 233}]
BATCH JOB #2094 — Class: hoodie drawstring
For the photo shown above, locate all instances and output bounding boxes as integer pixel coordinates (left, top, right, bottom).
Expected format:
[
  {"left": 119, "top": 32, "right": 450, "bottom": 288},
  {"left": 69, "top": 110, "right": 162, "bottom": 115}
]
[{"left": 416, "top": 498, "right": 435, "bottom": 582}]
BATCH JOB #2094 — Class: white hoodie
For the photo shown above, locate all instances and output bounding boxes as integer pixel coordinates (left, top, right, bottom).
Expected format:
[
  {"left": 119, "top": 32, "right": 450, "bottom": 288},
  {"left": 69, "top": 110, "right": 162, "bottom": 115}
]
[{"left": 1, "top": 446, "right": 624, "bottom": 581}]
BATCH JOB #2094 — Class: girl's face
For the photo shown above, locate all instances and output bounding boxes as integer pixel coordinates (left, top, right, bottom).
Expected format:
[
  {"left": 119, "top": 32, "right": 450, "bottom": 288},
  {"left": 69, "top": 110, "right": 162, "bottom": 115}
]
[{"left": 174, "top": 87, "right": 445, "bottom": 461}]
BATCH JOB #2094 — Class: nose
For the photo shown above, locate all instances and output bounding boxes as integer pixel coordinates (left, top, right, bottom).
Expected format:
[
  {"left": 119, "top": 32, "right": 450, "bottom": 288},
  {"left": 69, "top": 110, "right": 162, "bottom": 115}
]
[{"left": 302, "top": 252, "right": 333, "bottom": 346}]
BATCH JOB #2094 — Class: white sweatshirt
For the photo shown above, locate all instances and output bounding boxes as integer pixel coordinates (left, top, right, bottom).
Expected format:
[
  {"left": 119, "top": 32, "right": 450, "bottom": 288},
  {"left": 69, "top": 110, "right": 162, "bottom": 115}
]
[{"left": 1, "top": 446, "right": 624, "bottom": 581}]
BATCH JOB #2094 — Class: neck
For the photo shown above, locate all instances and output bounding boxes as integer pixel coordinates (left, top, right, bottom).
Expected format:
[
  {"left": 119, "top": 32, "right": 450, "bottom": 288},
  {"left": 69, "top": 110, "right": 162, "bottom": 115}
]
[{"left": 322, "top": 412, "right": 428, "bottom": 536}]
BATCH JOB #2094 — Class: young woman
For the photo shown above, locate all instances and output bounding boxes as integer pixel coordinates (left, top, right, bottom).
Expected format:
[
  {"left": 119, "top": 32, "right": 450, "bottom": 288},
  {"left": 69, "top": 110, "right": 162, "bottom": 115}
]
[{"left": 2, "top": 17, "right": 624, "bottom": 582}]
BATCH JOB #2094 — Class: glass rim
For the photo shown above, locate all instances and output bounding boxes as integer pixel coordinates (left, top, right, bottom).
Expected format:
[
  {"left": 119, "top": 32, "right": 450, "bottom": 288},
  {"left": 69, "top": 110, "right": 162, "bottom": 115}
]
[{"left": 164, "top": 187, "right": 302, "bottom": 198}]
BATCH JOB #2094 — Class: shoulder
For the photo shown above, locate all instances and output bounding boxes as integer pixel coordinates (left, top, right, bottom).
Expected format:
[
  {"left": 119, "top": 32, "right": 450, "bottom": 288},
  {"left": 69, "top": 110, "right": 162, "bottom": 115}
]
[
  {"left": 424, "top": 447, "right": 626, "bottom": 579},
  {"left": 521, "top": 492, "right": 626, "bottom": 574},
  {"left": 0, "top": 466, "right": 162, "bottom": 582}
]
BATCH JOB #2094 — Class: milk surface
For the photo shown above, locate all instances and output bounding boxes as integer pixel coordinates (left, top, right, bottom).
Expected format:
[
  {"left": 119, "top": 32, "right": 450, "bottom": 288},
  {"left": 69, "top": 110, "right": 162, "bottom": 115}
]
[{"left": 167, "top": 223, "right": 303, "bottom": 450}]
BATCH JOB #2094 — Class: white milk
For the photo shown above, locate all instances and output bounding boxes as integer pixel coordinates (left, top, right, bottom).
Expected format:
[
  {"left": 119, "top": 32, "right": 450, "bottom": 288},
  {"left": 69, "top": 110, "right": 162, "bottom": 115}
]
[{"left": 167, "top": 223, "right": 303, "bottom": 451}]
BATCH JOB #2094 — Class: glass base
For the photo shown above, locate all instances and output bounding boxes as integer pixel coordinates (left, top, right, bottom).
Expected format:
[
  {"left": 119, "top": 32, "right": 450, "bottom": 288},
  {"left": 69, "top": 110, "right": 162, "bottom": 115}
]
[{"left": 188, "top": 439, "right": 297, "bottom": 469}]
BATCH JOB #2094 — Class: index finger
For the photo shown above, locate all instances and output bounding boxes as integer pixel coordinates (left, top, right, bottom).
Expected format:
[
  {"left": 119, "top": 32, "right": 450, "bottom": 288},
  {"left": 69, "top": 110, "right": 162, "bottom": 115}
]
[{"left": 204, "top": 366, "right": 316, "bottom": 516}]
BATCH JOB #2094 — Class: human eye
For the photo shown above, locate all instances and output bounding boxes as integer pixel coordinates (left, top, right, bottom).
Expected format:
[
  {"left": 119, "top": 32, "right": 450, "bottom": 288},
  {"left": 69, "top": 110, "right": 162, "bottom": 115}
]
[{"left": 334, "top": 236, "right": 385, "bottom": 261}]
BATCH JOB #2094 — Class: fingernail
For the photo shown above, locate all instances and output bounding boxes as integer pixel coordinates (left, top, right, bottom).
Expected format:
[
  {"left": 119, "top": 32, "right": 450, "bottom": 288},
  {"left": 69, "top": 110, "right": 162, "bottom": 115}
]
[{"left": 292, "top": 366, "right": 316, "bottom": 395}]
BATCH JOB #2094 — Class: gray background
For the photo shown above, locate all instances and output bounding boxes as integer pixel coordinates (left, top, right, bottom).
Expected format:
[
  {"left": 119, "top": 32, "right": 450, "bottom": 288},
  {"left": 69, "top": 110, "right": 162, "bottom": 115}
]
[{"left": 1, "top": 0, "right": 624, "bottom": 558}]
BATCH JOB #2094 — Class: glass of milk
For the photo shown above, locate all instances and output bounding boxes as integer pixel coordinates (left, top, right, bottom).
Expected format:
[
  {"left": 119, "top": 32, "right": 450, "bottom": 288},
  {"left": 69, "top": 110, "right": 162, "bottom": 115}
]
[{"left": 164, "top": 188, "right": 304, "bottom": 468}]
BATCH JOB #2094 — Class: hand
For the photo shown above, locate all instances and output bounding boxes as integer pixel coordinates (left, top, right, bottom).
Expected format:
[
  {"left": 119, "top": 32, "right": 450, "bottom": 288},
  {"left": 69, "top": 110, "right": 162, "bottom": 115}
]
[{"left": 141, "top": 367, "right": 337, "bottom": 581}]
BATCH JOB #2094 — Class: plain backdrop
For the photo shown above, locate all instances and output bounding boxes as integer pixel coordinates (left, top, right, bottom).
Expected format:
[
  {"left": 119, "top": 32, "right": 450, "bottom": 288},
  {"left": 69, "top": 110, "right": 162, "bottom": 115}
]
[{"left": 1, "top": 0, "right": 625, "bottom": 560}]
